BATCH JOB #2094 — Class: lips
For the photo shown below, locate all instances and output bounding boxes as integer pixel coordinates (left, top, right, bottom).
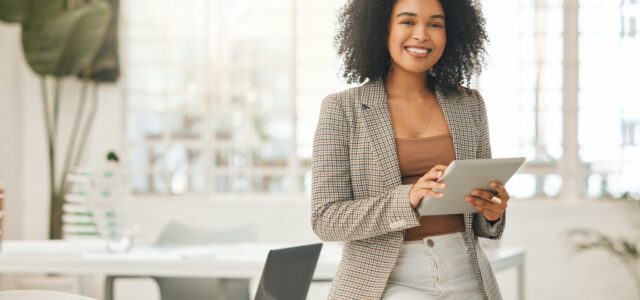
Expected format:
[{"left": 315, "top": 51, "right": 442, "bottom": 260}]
[{"left": 404, "top": 46, "right": 432, "bottom": 57}]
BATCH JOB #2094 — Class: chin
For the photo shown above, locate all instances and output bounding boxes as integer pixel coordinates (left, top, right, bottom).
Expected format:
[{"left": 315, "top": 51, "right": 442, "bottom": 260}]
[
  {"left": 401, "top": 65, "right": 431, "bottom": 74},
  {"left": 399, "top": 61, "right": 432, "bottom": 74}
]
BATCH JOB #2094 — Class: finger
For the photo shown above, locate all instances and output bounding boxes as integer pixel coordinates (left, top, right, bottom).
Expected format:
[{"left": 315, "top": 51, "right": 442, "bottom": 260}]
[
  {"left": 490, "top": 182, "right": 510, "bottom": 201},
  {"left": 422, "top": 165, "right": 448, "bottom": 180},
  {"left": 427, "top": 189, "right": 444, "bottom": 198},
  {"left": 470, "top": 189, "right": 495, "bottom": 202},
  {"left": 431, "top": 164, "right": 448, "bottom": 172},
  {"left": 423, "top": 181, "right": 447, "bottom": 190},
  {"left": 415, "top": 188, "right": 443, "bottom": 199},
  {"left": 490, "top": 181, "right": 506, "bottom": 194},
  {"left": 422, "top": 170, "right": 444, "bottom": 181},
  {"left": 465, "top": 197, "right": 493, "bottom": 215},
  {"left": 466, "top": 196, "right": 502, "bottom": 211}
]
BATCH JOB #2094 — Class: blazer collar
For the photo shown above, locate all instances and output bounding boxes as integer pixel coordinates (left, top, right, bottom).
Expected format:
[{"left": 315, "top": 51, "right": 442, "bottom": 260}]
[{"left": 359, "top": 78, "right": 461, "bottom": 109}]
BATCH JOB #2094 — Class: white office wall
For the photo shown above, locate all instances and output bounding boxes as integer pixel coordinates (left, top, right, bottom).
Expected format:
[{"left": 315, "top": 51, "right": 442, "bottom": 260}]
[
  {"left": 0, "top": 23, "right": 24, "bottom": 240},
  {"left": 0, "top": 23, "right": 126, "bottom": 239}
]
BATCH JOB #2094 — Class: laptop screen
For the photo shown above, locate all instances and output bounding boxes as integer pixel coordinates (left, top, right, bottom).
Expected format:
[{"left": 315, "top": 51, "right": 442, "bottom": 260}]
[{"left": 254, "top": 243, "right": 323, "bottom": 300}]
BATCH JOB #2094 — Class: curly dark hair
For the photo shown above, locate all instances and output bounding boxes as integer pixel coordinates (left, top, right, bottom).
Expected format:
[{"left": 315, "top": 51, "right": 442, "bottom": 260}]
[{"left": 335, "top": 0, "right": 488, "bottom": 94}]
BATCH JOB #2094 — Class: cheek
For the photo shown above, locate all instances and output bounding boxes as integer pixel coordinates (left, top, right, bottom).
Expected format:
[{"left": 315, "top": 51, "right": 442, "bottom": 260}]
[
  {"left": 435, "top": 32, "right": 446, "bottom": 51},
  {"left": 387, "top": 34, "right": 404, "bottom": 58},
  {"left": 432, "top": 35, "right": 447, "bottom": 57},
  {"left": 387, "top": 30, "right": 401, "bottom": 49}
]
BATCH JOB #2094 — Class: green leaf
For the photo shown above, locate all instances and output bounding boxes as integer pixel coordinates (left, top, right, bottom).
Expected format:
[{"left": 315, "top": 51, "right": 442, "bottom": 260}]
[
  {"left": 0, "top": 0, "right": 63, "bottom": 24},
  {"left": 0, "top": 0, "right": 27, "bottom": 23},
  {"left": 621, "top": 240, "right": 639, "bottom": 259},
  {"left": 22, "top": 2, "right": 111, "bottom": 77},
  {"left": 79, "top": 0, "right": 120, "bottom": 82}
]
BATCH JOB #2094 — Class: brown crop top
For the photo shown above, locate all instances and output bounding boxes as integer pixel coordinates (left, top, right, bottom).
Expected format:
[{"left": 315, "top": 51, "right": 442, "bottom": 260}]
[{"left": 395, "top": 133, "right": 465, "bottom": 240}]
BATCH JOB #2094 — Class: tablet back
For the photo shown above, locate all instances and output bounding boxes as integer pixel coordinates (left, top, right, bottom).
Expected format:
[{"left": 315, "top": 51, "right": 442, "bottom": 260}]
[{"left": 416, "top": 157, "right": 525, "bottom": 216}]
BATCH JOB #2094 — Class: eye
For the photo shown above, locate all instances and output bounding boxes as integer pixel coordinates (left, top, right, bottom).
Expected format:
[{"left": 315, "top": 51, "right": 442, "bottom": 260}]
[
  {"left": 400, "top": 20, "right": 414, "bottom": 25},
  {"left": 429, "top": 23, "right": 444, "bottom": 28}
]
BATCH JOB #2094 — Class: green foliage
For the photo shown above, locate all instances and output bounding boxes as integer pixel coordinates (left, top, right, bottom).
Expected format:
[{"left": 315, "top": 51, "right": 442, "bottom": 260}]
[
  {"left": 567, "top": 227, "right": 640, "bottom": 298},
  {"left": 21, "top": 2, "right": 111, "bottom": 77},
  {"left": 0, "top": 0, "right": 112, "bottom": 78},
  {"left": 79, "top": 0, "right": 120, "bottom": 82},
  {"left": 0, "top": 0, "right": 62, "bottom": 24},
  {"left": 0, "top": 0, "right": 117, "bottom": 238},
  {"left": 0, "top": 0, "right": 29, "bottom": 22},
  {"left": 107, "top": 151, "right": 119, "bottom": 163},
  {"left": 567, "top": 228, "right": 639, "bottom": 259}
]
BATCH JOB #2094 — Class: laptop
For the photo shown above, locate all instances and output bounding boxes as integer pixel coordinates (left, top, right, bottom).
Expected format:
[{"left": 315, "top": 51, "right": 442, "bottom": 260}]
[{"left": 254, "top": 243, "right": 323, "bottom": 300}]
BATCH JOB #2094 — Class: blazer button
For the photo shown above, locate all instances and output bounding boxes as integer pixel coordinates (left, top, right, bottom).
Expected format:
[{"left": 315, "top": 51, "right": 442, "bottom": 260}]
[{"left": 427, "top": 239, "right": 434, "bottom": 247}]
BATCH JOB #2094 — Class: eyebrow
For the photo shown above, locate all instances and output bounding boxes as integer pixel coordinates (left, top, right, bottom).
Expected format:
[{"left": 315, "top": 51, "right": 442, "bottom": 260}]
[{"left": 396, "top": 12, "right": 445, "bottom": 20}]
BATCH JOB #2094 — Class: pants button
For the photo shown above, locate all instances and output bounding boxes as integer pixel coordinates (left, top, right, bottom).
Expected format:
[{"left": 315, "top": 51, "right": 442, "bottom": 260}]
[{"left": 427, "top": 239, "right": 434, "bottom": 247}]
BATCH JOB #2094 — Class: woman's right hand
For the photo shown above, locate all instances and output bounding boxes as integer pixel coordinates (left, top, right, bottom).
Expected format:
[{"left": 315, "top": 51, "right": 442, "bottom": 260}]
[{"left": 409, "top": 164, "right": 448, "bottom": 208}]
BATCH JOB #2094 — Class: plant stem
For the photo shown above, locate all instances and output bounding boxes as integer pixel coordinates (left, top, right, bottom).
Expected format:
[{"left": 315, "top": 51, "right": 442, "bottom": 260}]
[
  {"left": 72, "top": 82, "right": 99, "bottom": 170},
  {"left": 40, "top": 77, "right": 58, "bottom": 239},
  {"left": 60, "top": 78, "right": 89, "bottom": 196},
  {"left": 53, "top": 78, "right": 62, "bottom": 144}
]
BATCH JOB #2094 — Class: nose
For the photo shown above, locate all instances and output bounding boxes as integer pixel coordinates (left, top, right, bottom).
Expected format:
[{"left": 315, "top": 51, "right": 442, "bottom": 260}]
[{"left": 412, "top": 27, "right": 430, "bottom": 41}]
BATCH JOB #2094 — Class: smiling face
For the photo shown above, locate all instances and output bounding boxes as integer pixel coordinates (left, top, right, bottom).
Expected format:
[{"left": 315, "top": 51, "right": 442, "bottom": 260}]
[{"left": 387, "top": 0, "right": 446, "bottom": 76}]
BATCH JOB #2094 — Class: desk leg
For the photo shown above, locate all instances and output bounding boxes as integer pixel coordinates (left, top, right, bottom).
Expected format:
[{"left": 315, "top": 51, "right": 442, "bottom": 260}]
[
  {"left": 105, "top": 276, "right": 115, "bottom": 300},
  {"left": 517, "top": 263, "right": 525, "bottom": 300},
  {"left": 74, "top": 275, "right": 84, "bottom": 295}
]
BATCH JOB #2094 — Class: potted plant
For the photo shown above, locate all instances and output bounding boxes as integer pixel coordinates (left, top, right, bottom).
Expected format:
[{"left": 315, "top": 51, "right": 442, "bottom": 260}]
[{"left": 0, "top": 0, "right": 120, "bottom": 239}]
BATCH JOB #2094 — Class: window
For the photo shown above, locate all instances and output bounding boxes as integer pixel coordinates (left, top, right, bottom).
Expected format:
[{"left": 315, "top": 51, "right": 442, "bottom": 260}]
[
  {"left": 124, "top": 0, "right": 639, "bottom": 200},
  {"left": 578, "top": 0, "right": 640, "bottom": 199},
  {"left": 479, "top": 0, "right": 564, "bottom": 198},
  {"left": 123, "top": 0, "right": 348, "bottom": 198}
]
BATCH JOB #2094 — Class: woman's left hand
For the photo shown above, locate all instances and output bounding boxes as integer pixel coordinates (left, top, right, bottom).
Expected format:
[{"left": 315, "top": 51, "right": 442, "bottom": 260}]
[{"left": 465, "top": 181, "right": 510, "bottom": 222}]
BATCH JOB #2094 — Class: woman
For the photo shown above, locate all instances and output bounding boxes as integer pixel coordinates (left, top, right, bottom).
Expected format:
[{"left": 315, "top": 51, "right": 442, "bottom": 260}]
[{"left": 311, "top": 0, "right": 511, "bottom": 299}]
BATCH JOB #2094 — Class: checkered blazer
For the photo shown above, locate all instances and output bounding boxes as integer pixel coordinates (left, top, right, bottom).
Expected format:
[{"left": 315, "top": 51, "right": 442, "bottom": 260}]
[{"left": 311, "top": 79, "right": 506, "bottom": 300}]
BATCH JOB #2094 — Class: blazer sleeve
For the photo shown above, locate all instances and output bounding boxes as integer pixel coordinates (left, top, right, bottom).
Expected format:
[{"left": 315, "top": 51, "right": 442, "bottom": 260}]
[
  {"left": 471, "top": 90, "right": 506, "bottom": 240},
  {"left": 311, "top": 95, "right": 420, "bottom": 242}
]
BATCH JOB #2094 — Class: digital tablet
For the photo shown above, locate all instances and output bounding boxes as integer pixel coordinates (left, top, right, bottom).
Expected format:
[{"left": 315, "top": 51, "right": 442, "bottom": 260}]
[{"left": 416, "top": 157, "right": 526, "bottom": 216}]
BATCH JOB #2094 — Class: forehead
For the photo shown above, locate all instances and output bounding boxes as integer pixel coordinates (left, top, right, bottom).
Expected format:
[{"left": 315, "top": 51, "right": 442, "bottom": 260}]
[{"left": 391, "top": 0, "right": 445, "bottom": 17}]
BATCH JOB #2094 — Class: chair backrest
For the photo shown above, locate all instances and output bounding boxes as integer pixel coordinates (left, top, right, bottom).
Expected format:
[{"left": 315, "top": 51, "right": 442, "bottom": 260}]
[
  {"left": 254, "top": 243, "right": 323, "bottom": 300},
  {"left": 0, "top": 290, "right": 98, "bottom": 300}
]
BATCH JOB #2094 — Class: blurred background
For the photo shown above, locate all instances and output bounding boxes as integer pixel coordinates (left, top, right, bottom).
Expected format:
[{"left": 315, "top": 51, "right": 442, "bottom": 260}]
[{"left": 0, "top": 0, "right": 639, "bottom": 299}]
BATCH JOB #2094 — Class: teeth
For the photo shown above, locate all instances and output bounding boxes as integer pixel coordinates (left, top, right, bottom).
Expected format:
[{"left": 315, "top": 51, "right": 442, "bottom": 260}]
[{"left": 406, "top": 47, "right": 428, "bottom": 54}]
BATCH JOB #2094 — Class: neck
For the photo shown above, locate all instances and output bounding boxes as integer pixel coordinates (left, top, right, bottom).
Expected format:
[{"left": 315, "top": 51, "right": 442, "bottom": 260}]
[{"left": 384, "top": 66, "right": 431, "bottom": 99}]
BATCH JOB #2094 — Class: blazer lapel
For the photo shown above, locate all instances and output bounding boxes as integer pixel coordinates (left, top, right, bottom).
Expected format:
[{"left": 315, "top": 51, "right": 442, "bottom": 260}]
[
  {"left": 360, "top": 79, "right": 403, "bottom": 189},
  {"left": 435, "top": 88, "right": 477, "bottom": 160}
]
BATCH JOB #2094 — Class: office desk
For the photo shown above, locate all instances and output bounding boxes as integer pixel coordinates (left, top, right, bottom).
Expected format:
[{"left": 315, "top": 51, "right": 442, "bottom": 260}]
[{"left": 0, "top": 240, "right": 525, "bottom": 299}]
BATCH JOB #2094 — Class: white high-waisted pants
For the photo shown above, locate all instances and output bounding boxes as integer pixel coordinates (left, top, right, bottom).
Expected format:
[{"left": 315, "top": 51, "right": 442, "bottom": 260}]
[{"left": 381, "top": 232, "right": 484, "bottom": 300}]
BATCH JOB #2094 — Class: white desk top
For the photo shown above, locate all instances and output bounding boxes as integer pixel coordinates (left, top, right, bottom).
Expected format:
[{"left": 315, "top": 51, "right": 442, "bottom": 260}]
[{"left": 0, "top": 240, "right": 524, "bottom": 279}]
